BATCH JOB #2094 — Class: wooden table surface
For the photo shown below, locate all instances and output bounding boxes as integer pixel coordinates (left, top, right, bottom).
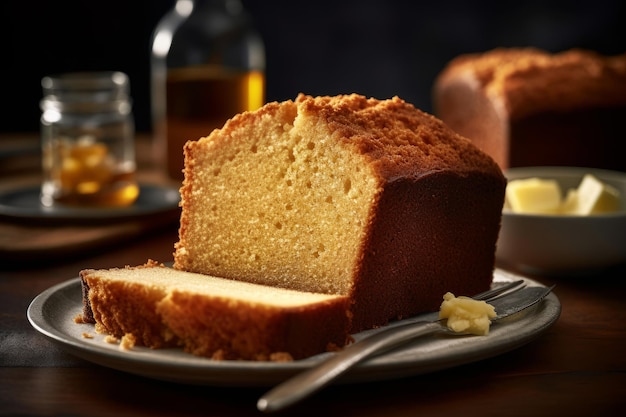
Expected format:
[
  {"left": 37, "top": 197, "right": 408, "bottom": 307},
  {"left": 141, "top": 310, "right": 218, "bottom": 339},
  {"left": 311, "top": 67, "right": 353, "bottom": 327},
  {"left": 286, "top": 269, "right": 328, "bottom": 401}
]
[{"left": 1, "top": 134, "right": 625, "bottom": 416}]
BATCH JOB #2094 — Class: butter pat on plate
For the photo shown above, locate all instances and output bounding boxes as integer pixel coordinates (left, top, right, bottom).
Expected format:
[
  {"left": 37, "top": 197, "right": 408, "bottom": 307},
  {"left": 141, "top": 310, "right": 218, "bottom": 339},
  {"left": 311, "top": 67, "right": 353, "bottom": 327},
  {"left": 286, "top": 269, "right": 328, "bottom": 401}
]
[{"left": 438, "top": 292, "right": 496, "bottom": 336}]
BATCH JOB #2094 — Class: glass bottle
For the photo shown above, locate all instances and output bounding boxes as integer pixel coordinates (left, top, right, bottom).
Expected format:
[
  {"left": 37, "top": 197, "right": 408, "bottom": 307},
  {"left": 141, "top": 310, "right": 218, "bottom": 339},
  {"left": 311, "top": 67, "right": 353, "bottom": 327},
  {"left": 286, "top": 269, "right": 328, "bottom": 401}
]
[
  {"left": 40, "top": 71, "right": 138, "bottom": 207},
  {"left": 151, "top": 0, "right": 265, "bottom": 180}
]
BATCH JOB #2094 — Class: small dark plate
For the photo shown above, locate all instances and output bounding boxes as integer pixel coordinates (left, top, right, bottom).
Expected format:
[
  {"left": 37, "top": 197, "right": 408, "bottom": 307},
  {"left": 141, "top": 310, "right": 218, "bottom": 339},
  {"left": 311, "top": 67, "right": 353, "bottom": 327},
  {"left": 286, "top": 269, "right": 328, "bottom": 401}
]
[{"left": 0, "top": 184, "right": 180, "bottom": 225}]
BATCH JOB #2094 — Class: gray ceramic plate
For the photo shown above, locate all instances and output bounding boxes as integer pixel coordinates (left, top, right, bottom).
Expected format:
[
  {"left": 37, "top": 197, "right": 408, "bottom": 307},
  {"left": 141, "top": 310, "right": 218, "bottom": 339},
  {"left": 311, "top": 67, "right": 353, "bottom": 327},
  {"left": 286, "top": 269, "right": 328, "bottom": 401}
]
[{"left": 27, "top": 269, "right": 560, "bottom": 387}]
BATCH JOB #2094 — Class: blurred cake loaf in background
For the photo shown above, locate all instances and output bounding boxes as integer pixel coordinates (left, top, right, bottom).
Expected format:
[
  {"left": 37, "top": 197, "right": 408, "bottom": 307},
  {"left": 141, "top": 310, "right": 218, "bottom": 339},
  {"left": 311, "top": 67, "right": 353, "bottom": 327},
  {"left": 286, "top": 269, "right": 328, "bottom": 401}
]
[{"left": 433, "top": 48, "right": 626, "bottom": 171}]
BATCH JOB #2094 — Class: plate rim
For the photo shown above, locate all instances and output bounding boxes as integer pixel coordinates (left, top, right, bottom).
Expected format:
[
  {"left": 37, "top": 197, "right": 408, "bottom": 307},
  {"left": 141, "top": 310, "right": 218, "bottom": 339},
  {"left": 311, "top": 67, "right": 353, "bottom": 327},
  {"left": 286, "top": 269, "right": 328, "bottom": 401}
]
[
  {"left": 27, "top": 269, "right": 561, "bottom": 386},
  {"left": 0, "top": 183, "right": 180, "bottom": 224}
]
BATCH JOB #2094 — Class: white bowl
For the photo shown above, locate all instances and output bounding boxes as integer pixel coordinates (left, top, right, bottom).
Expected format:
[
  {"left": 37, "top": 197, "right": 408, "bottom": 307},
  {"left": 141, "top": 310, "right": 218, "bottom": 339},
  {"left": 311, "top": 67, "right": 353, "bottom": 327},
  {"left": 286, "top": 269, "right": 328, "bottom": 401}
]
[{"left": 496, "top": 166, "right": 626, "bottom": 276}]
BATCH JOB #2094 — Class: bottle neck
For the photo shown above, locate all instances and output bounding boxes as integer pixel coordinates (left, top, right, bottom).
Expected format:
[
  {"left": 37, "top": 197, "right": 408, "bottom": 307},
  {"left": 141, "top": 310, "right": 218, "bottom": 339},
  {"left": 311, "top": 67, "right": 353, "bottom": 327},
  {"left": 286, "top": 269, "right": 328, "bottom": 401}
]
[
  {"left": 190, "top": 0, "right": 243, "bottom": 11},
  {"left": 161, "top": 0, "right": 262, "bottom": 71},
  {"left": 177, "top": 0, "right": 244, "bottom": 17}
]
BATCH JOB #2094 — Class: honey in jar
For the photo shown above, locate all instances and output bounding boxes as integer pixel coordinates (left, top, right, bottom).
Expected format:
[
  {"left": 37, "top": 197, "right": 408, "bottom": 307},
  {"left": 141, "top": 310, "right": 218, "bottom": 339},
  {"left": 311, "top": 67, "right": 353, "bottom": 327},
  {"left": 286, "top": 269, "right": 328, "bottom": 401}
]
[{"left": 40, "top": 71, "right": 138, "bottom": 207}]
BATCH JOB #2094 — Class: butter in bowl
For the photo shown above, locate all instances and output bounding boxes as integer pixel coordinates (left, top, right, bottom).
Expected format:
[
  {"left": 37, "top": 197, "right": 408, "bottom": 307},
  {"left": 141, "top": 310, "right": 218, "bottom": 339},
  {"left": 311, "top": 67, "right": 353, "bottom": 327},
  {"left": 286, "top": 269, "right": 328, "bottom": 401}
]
[{"left": 496, "top": 166, "right": 626, "bottom": 276}]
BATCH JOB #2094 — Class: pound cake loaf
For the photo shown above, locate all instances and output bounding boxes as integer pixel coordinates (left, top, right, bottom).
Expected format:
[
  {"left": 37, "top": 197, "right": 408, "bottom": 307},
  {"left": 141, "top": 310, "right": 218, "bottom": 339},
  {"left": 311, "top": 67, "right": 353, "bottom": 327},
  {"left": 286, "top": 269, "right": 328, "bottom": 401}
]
[
  {"left": 174, "top": 93, "right": 506, "bottom": 333},
  {"left": 80, "top": 261, "right": 350, "bottom": 361},
  {"left": 433, "top": 48, "right": 626, "bottom": 171}
]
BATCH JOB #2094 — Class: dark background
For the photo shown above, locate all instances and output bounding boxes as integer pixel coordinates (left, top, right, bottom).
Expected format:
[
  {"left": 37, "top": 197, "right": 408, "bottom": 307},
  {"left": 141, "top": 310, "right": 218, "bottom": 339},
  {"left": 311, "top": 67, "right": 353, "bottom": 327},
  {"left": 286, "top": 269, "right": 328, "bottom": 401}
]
[{"left": 1, "top": 0, "right": 624, "bottom": 134}]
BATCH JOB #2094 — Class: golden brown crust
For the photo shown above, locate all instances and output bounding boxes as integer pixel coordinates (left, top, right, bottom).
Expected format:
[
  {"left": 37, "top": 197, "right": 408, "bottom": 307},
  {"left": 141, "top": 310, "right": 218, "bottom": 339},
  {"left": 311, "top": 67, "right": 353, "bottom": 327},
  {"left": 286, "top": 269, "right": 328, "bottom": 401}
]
[
  {"left": 294, "top": 93, "right": 502, "bottom": 179},
  {"left": 159, "top": 288, "right": 349, "bottom": 360}
]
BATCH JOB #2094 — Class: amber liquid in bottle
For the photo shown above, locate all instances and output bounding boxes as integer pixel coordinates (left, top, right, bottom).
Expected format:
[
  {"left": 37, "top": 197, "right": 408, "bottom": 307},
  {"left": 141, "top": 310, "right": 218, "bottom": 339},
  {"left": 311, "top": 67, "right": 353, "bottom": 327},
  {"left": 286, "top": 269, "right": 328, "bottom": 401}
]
[{"left": 164, "top": 65, "right": 265, "bottom": 180}]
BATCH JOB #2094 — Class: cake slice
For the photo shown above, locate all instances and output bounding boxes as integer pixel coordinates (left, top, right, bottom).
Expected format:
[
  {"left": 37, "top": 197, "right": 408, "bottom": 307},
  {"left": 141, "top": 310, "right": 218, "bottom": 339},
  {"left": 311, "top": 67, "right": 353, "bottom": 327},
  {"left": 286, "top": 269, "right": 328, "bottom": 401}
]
[
  {"left": 433, "top": 48, "right": 626, "bottom": 171},
  {"left": 80, "top": 261, "right": 350, "bottom": 361},
  {"left": 174, "top": 93, "right": 506, "bottom": 333}
]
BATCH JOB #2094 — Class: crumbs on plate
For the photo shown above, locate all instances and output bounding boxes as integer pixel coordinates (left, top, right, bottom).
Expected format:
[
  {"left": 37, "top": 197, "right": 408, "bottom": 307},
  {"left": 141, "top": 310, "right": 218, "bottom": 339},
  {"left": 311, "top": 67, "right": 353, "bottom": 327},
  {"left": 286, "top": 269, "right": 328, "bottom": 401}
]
[
  {"left": 119, "top": 333, "right": 137, "bottom": 351},
  {"left": 73, "top": 313, "right": 88, "bottom": 324}
]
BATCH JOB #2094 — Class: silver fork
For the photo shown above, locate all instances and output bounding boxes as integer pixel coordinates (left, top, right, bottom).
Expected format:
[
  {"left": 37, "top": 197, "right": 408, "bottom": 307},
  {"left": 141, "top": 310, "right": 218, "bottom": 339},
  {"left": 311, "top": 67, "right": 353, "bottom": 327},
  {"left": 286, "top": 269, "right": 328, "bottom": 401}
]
[
  {"left": 258, "top": 279, "right": 537, "bottom": 413},
  {"left": 465, "top": 279, "right": 526, "bottom": 301}
]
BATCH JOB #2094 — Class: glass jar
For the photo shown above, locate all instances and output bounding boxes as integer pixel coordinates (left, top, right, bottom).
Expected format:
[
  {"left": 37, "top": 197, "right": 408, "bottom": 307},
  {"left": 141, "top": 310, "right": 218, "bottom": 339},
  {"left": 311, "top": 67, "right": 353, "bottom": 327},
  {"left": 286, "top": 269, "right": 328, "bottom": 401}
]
[
  {"left": 40, "top": 71, "right": 139, "bottom": 207},
  {"left": 151, "top": 0, "right": 265, "bottom": 180}
]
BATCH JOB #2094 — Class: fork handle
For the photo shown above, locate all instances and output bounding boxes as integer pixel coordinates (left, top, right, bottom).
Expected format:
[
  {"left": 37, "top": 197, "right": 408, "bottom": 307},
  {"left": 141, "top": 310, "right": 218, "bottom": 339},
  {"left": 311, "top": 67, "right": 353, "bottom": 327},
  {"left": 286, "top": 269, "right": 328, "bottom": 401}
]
[{"left": 257, "top": 320, "right": 443, "bottom": 413}]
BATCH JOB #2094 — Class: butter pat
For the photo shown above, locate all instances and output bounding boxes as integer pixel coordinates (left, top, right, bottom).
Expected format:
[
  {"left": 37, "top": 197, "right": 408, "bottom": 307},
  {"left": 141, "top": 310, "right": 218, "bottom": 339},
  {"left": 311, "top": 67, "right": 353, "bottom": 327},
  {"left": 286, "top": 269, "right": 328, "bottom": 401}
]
[
  {"left": 570, "top": 174, "right": 620, "bottom": 215},
  {"left": 560, "top": 188, "right": 579, "bottom": 214},
  {"left": 438, "top": 292, "right": 496, "bottom": 336},
  {"left": 506, "top": 178, "right": 562, "bottom": 214}
]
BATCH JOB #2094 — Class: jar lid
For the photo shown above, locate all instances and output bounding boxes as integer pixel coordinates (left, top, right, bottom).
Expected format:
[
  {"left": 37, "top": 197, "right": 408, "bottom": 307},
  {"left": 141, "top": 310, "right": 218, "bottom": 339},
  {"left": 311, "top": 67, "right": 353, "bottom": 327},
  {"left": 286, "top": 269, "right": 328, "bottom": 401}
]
[
  {"left": 41, "top": 71, "right": 132, "bottom": 113},
  {"left": 42, "top": 71, "right": 130, "bottom": 101}
]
